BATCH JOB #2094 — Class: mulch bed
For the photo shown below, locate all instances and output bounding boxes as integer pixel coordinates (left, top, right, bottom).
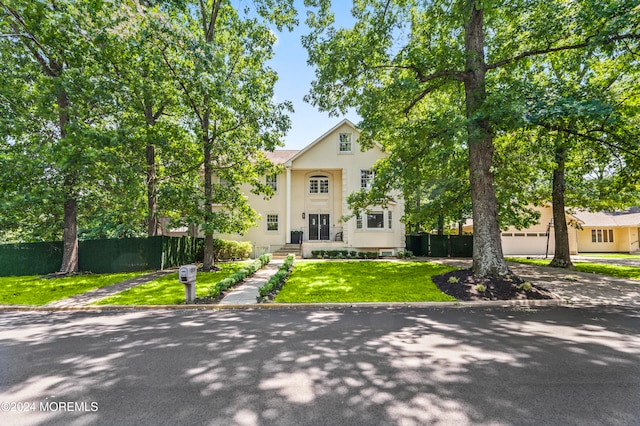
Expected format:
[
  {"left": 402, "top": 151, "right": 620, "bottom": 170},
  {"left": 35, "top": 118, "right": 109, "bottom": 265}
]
[{"left": 432, "top": 269, "right": 556, "bottom": 301}]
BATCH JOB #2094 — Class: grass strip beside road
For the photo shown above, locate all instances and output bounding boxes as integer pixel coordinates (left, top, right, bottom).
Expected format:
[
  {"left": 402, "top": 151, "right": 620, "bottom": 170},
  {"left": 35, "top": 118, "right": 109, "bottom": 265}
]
[
  {"left": 94, "top": 261, "right": 251, "bottom": 305},
  {"left": 507, "top": 258, "right": 640, "bottom": 281},
  {"left": 0, "top": 272, "right": 148, "bottom": 306},
  {"left": 274, "top": 260, "right": 456, "bottom": 303},
  {"left": 576, "top": 253, "right": 640, "bottom": 259}
]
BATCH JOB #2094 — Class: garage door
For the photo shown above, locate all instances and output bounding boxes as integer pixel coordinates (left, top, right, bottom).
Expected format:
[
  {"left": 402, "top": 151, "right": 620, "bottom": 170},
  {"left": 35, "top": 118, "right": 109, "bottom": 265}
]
[{"left": 501, "top": 232, "right": 554, "bottom": 256}]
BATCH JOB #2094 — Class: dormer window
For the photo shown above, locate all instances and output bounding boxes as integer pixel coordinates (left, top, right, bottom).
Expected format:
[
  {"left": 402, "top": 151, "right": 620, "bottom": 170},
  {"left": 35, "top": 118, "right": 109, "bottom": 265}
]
[{"left": 338, "top": 133, "right": 352, "bottom": 152}]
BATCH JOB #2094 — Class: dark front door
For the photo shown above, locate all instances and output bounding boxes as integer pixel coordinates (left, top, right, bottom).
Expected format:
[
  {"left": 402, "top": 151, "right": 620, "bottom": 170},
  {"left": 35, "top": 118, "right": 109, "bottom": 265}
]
[{"left": 309, "top": 214, "right": 330, "bottom": 240}]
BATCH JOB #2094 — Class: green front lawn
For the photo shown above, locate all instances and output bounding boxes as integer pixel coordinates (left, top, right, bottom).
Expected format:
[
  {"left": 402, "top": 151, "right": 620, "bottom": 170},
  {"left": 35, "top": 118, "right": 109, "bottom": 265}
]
[
  {"left": 274, "top": 260, "right": 456, "bottom": 303},
  {"left": 507, "top": 257, "right": 640, "bottom": 281},
  {"left": 577, "top": 253, "right": 640, "bottom": 259},
  {"left": 95, "top": 261, "right": 251, "bottom": 305},
  {"left": 0, "top": 272, "right": 148, "bottom": 306}
]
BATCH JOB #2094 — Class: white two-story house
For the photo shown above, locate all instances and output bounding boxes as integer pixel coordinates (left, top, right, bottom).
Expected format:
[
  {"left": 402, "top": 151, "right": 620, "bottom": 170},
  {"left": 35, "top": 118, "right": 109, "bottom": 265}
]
[{"left": 217, "top": 119, "right": 405, "bottom": 258}]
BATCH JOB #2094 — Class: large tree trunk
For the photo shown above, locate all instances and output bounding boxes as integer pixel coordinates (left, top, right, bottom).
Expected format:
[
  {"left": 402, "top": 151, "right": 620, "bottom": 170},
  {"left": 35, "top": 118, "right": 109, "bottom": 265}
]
[
  {"left": 549, "top": 145, "right": 574, "bottom": 269},
  {"left": 463, "top": 2, "right": 509, "bottom": 277},
  {"left": 60, "top": 196, "right": 79, "bottom": 273},
  {"left": 143, "top": 92, "right": 160, "bottom": 237},
  {"left": 202, "top": 109, "right": 216, "bottom": 270},
  {"left": 200, "top": 4, "right": 221, "bottom": 270},
  {"left": 146, "top": 143, "right": 158, "bottom": 236},
  {"left": 58, "top": 89, "right": 79, "bottom": 273}
]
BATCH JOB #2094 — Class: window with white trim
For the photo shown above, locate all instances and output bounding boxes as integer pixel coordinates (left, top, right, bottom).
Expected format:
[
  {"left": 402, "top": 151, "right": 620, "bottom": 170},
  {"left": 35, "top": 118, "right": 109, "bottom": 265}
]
[
  {"left": 360, "top": 170, "right": 374, "bottom": 189},
  {"left": 309, "top": 176, "right": 329, "bottom": 194},
  {"left": 591, "top": 229, "right": 614, "bottom": 243},
  {"left": 339, "top": 133, "right": 352, "bottom": 152},
  {"left": 267, "top": 214, "right": 278, "bottom": 231},
  {"left": 367, "top": 212, "right": 384, "bottom": 228},
  {"left": 356, "top": 211, "right": 393, "bottom": 230},
  {"left": 266, "top": 175, "right": 277, "bottom": 191}
]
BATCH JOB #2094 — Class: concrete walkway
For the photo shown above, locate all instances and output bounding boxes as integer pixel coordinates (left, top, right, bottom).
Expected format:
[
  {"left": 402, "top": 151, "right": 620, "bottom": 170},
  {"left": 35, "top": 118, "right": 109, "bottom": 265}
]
[
  {"left": 5, "top": 257, "right": 639, "bottom": 309},
  {"left": 218, "top": 259, "right": 283, "bottom": 305},
  {"left": 44, "top": 269, "right": 177, "bottom": 308},
  {"left": 38, "top": 260, "right": 284, "bottom": 309}
]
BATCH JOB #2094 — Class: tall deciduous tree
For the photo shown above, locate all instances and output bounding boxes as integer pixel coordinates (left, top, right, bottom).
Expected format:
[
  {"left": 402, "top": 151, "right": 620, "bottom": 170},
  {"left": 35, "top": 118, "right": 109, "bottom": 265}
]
[
  {"left": 99, "top": 1, "right": 196, "bottom": 238},
  {"left": 159, "top": 0, "right": 295, "bottom": 269},
  {"left": 303, "top": 0, "right": 639, "bottom": 277},
  {"left": 0, "top": 0, "right": 124, "bottom": 272},
  {"left": 524, "top": 49, "right": 640, "bottom": 267}
]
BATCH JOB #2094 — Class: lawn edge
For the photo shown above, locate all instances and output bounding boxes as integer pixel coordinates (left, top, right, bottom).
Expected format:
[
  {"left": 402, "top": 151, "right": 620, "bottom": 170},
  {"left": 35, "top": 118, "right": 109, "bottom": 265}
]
[{"left": 0, "top": 298, "right": 570, "bottom": 312}]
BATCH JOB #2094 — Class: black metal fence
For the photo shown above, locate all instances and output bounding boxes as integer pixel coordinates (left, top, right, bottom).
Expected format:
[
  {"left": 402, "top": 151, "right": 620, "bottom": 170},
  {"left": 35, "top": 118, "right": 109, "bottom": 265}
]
[
  {"left": 406, "top": 234, "right": 473, "bottom": 257},
  {"left": 0, "top": 236, "right": 202, "bottom": 276}
]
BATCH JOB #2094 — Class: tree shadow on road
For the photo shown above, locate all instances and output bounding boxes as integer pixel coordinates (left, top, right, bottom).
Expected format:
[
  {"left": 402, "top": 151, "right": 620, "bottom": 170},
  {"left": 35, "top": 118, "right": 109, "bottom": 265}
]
[{"left": 1, "top": 305, "right": 639, "bottom": 425}]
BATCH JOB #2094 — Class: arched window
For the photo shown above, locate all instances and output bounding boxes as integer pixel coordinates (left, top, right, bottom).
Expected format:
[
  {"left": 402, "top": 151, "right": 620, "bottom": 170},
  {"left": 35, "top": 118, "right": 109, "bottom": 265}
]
[{"left": 309, "top": 175, "right": 329, "bottom": 194}]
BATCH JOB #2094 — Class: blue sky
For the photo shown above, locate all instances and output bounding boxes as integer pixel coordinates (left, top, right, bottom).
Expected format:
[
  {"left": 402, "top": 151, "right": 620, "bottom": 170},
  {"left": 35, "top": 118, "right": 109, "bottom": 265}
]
[{"left": 269, "top": 1, "right": 359, "bottom": 150}]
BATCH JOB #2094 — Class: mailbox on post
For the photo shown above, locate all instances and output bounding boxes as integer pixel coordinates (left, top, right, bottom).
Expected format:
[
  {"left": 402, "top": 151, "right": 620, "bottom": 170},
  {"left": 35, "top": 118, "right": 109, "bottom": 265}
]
[{"left": 179, "top": 264, "right": 197, "bottom": 303}]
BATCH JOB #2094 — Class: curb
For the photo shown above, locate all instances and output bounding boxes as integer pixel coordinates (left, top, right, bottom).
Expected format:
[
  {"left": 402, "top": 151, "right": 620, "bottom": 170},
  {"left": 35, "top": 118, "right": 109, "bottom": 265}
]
[{"left": 0, "top": 298, "right": 571, "bottom": 312}]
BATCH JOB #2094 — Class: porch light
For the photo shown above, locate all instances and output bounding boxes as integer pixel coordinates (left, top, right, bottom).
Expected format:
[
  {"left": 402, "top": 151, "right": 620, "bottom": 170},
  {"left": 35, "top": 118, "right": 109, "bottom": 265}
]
[{"left": 302, "top": 212, "right": 305, "bottom": 219}]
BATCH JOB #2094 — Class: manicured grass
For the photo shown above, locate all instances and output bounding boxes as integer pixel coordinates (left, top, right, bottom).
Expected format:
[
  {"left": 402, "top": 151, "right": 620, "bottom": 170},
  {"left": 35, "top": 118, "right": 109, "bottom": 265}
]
[
  {"left": 0, "top": 272, "right": 148, "bottom": 306},
  {"left": 274, "top": 260, "right": 456, "bottom": 303},
  {"left": 95, "top": 261, "right": 251, "bottom": 305},
  {"left": 577, "top": 253, "right": 640, "bottom": 259},
  {"left": 507, "top": 257, "right": 640, "bottom": 281}
]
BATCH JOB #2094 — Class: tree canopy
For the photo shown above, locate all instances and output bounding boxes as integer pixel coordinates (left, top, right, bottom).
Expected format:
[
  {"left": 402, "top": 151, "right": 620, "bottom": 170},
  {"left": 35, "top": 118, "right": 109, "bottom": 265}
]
[
  {"left": 0, "top": 0, "right": 297, "bottom": 272},
  {"left": 303, "top": 0, "right": 639, "bottom": 276}
]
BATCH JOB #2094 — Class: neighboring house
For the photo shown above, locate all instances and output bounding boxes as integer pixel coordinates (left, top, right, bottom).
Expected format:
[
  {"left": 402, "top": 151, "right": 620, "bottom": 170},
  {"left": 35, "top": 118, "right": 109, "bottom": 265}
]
[
  {"left": 571, "top": 208, "right": 640, "bottom": 254},
  {"left": 499, "top": 205, "right": 579, "bottom": 256},
  {"left": 461, "top": 205, "right": 576, "bottom": 256},
  {"left": 462, "top": 205, "right": 640, "bottom": 255},
  {"left": 214, "top": 120, "right": 405, "bottom": 258}
]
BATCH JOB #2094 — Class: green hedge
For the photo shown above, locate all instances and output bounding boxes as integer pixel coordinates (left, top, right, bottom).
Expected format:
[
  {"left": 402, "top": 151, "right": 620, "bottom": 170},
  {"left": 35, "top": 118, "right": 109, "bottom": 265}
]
[
  {"left": 206, "top": 239, "right": 253, "bottom": 261},
  {"left": 258, "top": 254, "right": 295, "bottom": 301},
  {"left": 309, "top": 250, "right": 379, "bottom": 259},
  {"left": 208, "top": 254, "right": 271, "bottom": 298}
]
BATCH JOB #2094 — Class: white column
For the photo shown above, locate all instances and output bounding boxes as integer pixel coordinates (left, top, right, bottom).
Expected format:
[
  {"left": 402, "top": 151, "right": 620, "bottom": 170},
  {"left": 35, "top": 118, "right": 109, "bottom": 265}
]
[{"left": 286, "top": 166, "right": 291, "bottom": 243}]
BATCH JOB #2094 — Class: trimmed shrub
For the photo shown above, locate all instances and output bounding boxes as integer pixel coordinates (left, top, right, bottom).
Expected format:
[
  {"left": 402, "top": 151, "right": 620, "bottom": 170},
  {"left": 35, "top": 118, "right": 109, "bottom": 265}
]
[
  {"left": 358, "top": 251, "right": 379, "bottom": 259},
  {"left": 211, "top": 239, "right": 252, "bottom": 261},
  {"left": 397, "top": 250, "right": 414, "bottom": 259},
  {"left": 208, "top": 254, "right": 271, "bottom": 297},
  {"left": 257, "top": 254, "right": 295, "bottom": 301}
]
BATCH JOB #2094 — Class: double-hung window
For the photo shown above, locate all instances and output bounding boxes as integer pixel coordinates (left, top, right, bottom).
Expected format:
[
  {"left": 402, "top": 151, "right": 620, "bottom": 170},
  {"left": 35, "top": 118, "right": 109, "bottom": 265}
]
[
  {"left": 266, "top": 175, "right": 277, "bottom": 191},
  {"left": 339, "top": 133, "right": 352, "bottom": 152},
  {"left": 267, "top": 214, "right": 278, "bottom": 231},
  {"left": 360, "top": 170, "right": 374, "bottom": 189}
]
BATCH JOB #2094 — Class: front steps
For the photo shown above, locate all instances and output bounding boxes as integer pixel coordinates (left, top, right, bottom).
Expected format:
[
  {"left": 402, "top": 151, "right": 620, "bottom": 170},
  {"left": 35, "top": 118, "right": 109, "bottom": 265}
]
[{"left": 271, "top": 244, "right": 302, "bottom": 259}]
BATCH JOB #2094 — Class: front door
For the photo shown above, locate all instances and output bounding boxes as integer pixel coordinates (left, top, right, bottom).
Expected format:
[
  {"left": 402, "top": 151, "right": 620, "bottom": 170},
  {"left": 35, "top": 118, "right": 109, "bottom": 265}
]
[{"left": 309, "top": 214, "right": 330, "bottom": 240}]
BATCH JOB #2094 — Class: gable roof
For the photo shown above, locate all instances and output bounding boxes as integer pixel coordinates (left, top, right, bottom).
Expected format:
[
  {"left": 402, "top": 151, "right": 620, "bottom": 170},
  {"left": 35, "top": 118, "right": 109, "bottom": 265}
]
[
  {"left": 285, "top": 118, "right": 359, "bottom": 166},
  {"left": 572, "top": 208, "right": 640, "bottom": 227}
]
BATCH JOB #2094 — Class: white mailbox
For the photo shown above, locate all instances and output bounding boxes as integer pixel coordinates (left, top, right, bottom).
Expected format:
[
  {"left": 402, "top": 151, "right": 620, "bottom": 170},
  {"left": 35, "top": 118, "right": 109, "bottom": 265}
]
[
  {"left": 179, "top": 264, "right": 197, "bottom": 284},
  {"left": 178, "top": 264, "right": 197, "bottom": 303}
]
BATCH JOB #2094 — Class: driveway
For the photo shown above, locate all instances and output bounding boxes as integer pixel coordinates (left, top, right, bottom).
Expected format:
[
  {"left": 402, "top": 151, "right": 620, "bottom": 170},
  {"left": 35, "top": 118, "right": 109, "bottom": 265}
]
[{"left": 435, "top": 258, "right": 640, "bottom": 306}]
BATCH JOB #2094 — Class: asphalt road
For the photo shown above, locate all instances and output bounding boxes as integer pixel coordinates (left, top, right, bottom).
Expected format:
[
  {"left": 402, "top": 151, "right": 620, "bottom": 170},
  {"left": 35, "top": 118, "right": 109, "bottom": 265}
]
[{"left": 1, "top": 306, "right": 639, "bottom": 426}]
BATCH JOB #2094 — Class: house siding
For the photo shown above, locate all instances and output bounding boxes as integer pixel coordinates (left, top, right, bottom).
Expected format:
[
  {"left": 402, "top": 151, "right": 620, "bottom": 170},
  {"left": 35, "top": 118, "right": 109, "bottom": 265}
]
[
  {"left": 213, "top": 120, "right": 405, "bottom": 257},
  {"left": 578, "top": 227, "right": 629, "bottom": 253},
  {"left": 499, "top": 205, "right": 578, "bottom": 255}
]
